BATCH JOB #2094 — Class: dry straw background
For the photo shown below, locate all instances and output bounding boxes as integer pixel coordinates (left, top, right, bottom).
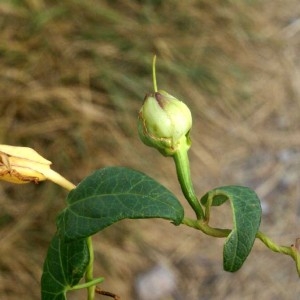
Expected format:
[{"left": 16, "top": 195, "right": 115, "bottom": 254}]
[{"left": 1, "top": 0, "right": 300, "bottom": 299}]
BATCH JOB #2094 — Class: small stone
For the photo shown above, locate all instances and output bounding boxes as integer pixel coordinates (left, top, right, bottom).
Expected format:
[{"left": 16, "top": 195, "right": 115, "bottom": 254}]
[{"left": 135, "top": 264, "right": 177, "bottom": 300}]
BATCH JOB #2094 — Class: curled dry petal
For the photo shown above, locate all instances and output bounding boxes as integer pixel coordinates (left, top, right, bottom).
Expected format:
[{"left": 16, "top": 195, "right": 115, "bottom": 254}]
[{"left": 0, "top": 145, "right": 75, "bottom": 191}]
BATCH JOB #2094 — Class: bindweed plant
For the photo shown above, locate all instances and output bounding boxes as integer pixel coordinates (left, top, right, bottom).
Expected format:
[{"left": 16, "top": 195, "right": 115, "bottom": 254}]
[{"left": 1, "top": 56, "right": 300, "bottom": 300}]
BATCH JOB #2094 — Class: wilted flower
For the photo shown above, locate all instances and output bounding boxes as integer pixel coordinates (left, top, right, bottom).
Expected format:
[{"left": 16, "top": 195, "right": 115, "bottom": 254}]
[{"left": 0, "top": 145, "right": 75, "bottom": 190}]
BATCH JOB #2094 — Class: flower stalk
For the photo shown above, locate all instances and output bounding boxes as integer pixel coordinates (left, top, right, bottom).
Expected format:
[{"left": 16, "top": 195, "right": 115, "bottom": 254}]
[{"left": 173, "top": 139, "right": 204, "bottom": 219}]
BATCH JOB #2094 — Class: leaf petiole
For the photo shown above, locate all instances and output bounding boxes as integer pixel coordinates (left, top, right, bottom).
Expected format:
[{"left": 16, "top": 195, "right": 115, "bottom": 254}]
[{"left": 70, "top": 277, "right": 105, "bottom": 291}]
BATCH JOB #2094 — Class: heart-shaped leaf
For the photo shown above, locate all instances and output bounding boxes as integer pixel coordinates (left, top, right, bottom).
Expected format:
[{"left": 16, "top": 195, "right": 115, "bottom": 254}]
[
  {"left": 201, "top": 186, "right": 261, "bottom": 272},
  {"left": 58, "top": 167, "right": 184, "bottom": 241}
]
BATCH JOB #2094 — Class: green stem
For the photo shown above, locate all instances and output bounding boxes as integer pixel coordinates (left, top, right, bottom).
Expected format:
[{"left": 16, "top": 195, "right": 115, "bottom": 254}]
[
  {"left": 256, "top": 231, "right": 300, "bottom": 276},
  {"left": 61, "top": 184, "right": 100, "bottom": 298},
  {"left": 182, "top": 217, "right": 300, "bottom": 276},
  {"left": 173, "top": 142, "right": 204, "bottom": 219},
  {"left": 182, "top": 217, "right": 230, "bottom": 237},
  {"left": 183, "top": 217, "right": 294, "bottom": 251},
  {"left": 256, "top": 231, "right": 291, "bottom": 256},
  {"left": 85, "top": 236, "right": 95, "bottom": 300},
  {"left": 292, "top": 246, "right": 300, "bottom": 277}
]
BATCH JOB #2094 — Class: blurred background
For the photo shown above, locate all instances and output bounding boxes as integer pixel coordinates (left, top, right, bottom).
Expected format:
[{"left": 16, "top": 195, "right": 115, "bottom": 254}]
[{"left": 1, "top": 0, "right": 300, "bottom": 299}]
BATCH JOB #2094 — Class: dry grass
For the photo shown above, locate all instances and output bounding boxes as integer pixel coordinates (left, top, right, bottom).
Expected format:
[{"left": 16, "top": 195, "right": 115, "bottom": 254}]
[{"left": 1, "top": 0, "right": 300, "bottom": 299}]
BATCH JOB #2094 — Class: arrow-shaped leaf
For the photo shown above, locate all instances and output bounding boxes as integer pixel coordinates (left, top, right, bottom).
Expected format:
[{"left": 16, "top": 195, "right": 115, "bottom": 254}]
[
  {"left": 201, "top": 186, "right": 261, "bottom": 272},
  {"left": 58, "top": 167, "right": 184, "bottom": 241}
]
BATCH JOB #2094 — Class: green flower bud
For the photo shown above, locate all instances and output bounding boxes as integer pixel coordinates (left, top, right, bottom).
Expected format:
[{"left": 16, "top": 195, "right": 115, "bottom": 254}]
[{"left": 138, "top": 90, "right": 192, "bottom": 156}]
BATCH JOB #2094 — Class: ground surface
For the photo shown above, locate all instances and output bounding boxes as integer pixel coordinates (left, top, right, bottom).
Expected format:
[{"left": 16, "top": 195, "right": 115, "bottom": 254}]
[{"left": 1, "top": 1, "right": 300, "bottom": 299}]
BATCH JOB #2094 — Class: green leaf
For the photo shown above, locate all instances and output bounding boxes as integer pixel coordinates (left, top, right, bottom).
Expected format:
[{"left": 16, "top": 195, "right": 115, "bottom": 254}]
[
  {"left": 201, "top": 186, "right": 261, "bottom": 272},
  {"left": 41, "top": 233, "right": 89, "bottom": 300},
  {"left": 58, "top": 167, "right": 184, "bottom": 241}
]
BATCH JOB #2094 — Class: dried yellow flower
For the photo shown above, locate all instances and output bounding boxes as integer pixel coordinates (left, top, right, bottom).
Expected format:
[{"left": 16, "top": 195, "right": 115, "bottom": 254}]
[{"left": 0, "top": 145, "right": 75, "bottom": 191}]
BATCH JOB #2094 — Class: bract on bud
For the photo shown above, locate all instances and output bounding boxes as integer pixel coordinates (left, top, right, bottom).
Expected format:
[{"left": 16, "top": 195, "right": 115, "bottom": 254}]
[
  {"left": 0, "top": 145, "right": 75, "bottom": 191},
  {"left": 138, "top": 90, "right": 192, "bottom": 156}
]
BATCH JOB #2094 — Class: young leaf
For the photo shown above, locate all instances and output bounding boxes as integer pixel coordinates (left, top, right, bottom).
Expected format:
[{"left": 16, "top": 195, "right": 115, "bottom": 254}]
[
  {"left": 58, "top": 167, "right": 184, "bottom": 241},
  {"left": 201, "top": 186, "right": 261, "bottom": 272},
  {"left": 41, "top": 233, "right": 89, "bottom": 300}
]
